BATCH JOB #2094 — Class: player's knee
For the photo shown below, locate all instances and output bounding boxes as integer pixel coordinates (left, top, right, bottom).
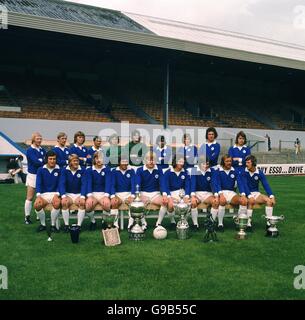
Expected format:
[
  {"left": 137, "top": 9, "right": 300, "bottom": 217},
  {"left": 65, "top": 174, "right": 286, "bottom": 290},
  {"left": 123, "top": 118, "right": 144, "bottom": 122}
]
[
  {"left": 111, "top": 198, "right": 119, "bottom": 208},
  {"left": 219, "top": 199, "right": 226, "bottom": 206},
  {"left": 240, "top": 198, "right": 247, "bottom": 206},
  {"left": 266, "top": 200, "right": 273, "bottom": 207},
  {"left": 52, "top": 200, "right": 60, "bottom": 210},
  {"left": 34, "top": 201, "right": 42, "bottom": 210},
  {"left": 61, "top": 199, "right": 69, "bottom": 209}
]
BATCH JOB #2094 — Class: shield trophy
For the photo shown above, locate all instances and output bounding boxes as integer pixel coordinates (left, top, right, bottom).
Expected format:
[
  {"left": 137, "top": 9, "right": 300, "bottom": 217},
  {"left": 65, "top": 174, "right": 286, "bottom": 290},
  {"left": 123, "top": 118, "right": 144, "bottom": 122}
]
[
  {"left": 233, "top": 213, "right": 249, "bottom": 240},
  {"left": 174, "top": 189, "right": 191, "bottom": 240},
  {"left": 101, "top": 211, "right": 121, "bottom": 246},
  {"left": 128, "top": 184, "right": 146, "bottom": 241},
  {"left": 263, "top": 215, "right": 285, "bottom": 237}
]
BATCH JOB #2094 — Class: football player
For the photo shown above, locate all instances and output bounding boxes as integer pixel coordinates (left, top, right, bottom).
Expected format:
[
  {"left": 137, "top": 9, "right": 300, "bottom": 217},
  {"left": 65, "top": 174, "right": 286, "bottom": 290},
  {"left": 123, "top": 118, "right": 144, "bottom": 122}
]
[
  {"left": 87, "top": 136, "right": 105, "bottom": 167},
  {"left": 85, "top": 151, "right": 111, "bottom": 230},
  {"left": 69, "top": 131, "right": 90, "bottom": 168},
  {"left": 34, "top": 150, "right": 61, "bottom": 232},
  {"left": 163, "top": 155, "right": 191, "bottom": 228},
  {"left": 52, "top": 132, "right": 70, "bottom": 168},
  {"left": 124, "top": 130, "right": 148, "bottom": 170},
  {"left": 135, "top": 152, "right": 168, "bottom": 229},
  {"left": 216, "top": 154, "right": 248, "bottom": 231},
  {"left": 153, "top": 135, "right": 172, "bottom": 171},
  {"left": 190, "top": 156, "right": 219, "bottom": 230},
  {"left": 110, "top": 155, "right": 136, "bottom": 230},
  {"left": 59, "top": 154, "right": 87, "bottom": 231},
  {"left": 242, "top": 155, "right": 276, "bottom": 231},
  {"left": 228, "top": 131, "right": 251, "bottom": 174},
  {"left": 177, "top": 133, "right": 198, "bottom": 170},
  {"left": 24, "top": 132, "right": 46, "bottom": 224},
  {"left": 198, "top": 127, "right": 220, "bottom": 168}
]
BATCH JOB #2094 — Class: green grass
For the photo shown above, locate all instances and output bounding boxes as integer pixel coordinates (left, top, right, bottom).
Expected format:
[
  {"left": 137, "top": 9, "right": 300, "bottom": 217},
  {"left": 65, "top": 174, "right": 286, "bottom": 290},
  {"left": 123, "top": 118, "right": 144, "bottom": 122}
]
[{"left": 0, "top": 176, "right": 305, "bottom": 300}]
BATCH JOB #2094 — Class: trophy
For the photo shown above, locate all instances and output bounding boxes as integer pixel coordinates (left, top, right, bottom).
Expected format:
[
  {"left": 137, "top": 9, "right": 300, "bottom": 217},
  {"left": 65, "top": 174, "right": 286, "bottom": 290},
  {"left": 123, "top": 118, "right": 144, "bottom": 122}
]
[
  {"left": 129, "top": 184, "right": 146, "bottom": 241},
  {"left": 263, "top": 215, "right": 285, "bottom": 238},
  {"left": 174, "top": 189, "right": 191, "bottom": 240},
  {"left": 233, "top": 213, "right": 249, "bottom": 240},
  {"left": 101, "top": 211, "right": 121, "bottom": 246},
  {"left": 203, "top": 213, "right": 218, "bottom": 242}
]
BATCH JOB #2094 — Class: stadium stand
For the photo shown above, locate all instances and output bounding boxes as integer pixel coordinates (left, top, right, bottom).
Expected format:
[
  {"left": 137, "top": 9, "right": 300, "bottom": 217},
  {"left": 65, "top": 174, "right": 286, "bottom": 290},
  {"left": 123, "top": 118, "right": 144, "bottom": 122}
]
[{"left": 0, "top": 77, "right": 113, "bottom": 122}]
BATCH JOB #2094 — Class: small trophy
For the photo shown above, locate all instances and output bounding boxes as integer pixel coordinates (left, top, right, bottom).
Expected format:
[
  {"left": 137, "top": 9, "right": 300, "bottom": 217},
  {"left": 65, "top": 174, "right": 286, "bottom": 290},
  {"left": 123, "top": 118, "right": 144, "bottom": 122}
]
[
  {"left": 102, "top": 211, "right": 121, "bottom": 246},
  {"left": 129, "top": 184, "right": 146, "bottom": 241},
  {"left": 233, "top": 213, "right": 249, "bottom": 240},
  {"left": 263, "top": 215, "right": 285, "bottom": 238},
  {"left": 174, "top": 189, "right": 191, "bottom": 240},
  {"left": 203, "top": 213, "right": 218, "bottom": 242}
]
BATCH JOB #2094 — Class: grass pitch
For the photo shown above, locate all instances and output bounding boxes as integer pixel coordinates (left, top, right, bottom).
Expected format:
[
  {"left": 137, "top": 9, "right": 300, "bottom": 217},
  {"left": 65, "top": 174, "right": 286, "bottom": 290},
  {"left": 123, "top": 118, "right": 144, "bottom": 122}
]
[{"left": 0, "top": 176, "right": 305, "bottom": 300}]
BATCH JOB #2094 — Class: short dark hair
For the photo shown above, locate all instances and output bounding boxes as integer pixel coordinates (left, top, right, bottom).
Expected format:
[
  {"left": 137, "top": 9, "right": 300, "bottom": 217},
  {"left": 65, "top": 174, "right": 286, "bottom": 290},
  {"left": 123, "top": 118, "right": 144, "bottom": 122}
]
[
  {"left": 93, "top": 136, "right": 101, "bottom": 142},
  {"left": 235, "top": 131, "right": 247, "bottom": 145},
  {"left": 245, "top": 155, "right": 257, "bottom": 167},
  {"left": 172, "top": 154, "right": 185, "bottom": 168},
  {"left": 220, "top": 154, "right": 232, "bottom": 167},
  {"left": 183, "top": 133, "right": 192, "bottom": 143},
  {"left": 156, "top": 135, "right": 166, "bottom": 144},
  {"left": 205, "top": 127, "right": 218, "bottom": 140},
  {"left": 46, "top": 150, "right": 57, "bottom": 161}
]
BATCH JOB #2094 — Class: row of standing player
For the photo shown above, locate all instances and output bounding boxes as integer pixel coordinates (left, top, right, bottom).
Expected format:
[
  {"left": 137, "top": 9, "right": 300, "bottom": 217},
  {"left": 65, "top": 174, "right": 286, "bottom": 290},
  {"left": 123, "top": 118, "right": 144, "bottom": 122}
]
[{"left": 24, "top": 129, "right": 275, "bottom": 233}]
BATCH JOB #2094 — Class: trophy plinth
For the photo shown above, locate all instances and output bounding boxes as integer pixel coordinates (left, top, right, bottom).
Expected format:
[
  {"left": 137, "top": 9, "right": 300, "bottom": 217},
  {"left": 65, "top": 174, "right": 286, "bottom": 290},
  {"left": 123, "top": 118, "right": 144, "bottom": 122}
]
[
  {"left": 174, "top": 190, "right": 191, "bottom": 240},
  {"left": 263, "top": 215, "right": 284, "bottom": 238},
  {"left": 102, "top": 212, "right": 121, "bottom": 246},
  {"left": 234, "top": 213, "right": 249, "bottom": 240},
  {"left": 129, "top": 185, "right": 145, "bottom": 241}
]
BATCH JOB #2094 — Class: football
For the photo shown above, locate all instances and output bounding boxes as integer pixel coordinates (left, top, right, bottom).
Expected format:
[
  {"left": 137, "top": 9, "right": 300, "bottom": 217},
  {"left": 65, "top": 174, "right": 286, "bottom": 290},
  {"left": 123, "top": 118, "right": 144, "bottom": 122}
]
[{"left": 153, "top": 226, "right": 168, "bottom": 240}]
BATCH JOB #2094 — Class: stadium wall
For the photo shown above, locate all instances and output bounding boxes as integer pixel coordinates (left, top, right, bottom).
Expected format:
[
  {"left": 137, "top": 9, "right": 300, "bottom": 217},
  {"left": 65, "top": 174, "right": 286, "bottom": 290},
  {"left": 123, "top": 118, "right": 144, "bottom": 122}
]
[{"left": 0, "top": 118, "right": 304, "bottom": 151}]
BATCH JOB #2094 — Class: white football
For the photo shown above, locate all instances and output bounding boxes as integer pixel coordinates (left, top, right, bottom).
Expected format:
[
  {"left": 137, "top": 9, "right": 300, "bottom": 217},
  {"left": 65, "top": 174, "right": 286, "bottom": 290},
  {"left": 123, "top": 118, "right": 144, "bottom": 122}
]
[{"left": 153, "top": 226, "right": 168, "bottom": 240}]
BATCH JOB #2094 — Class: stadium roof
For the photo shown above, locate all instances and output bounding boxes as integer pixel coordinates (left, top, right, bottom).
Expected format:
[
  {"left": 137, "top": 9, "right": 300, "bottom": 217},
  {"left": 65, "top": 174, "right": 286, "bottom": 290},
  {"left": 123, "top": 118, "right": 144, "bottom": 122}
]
[{"left": 3, "top": 0, "right": 305, "bottom": 71}]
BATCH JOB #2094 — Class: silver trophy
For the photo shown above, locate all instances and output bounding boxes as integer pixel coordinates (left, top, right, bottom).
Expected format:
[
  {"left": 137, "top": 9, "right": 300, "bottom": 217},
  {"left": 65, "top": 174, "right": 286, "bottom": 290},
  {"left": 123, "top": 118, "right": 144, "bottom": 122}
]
[
  {"left": 128, "top": 184, "right": 146, "bottom": 241},
  {"left": 263, "top": 215, "right": 285, "bottom": 238},
  {"left": 233, "top": 213, "right": 249, "bottom": 240},
  {"left": 174, "top": 189, "right": 191, "bottom": 240}
]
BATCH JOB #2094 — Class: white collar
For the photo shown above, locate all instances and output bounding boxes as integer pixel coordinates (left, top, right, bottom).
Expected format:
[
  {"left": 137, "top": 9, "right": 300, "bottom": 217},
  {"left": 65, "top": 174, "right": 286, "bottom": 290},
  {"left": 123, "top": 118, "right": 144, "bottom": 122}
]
[
  {"left": 66, "top": 165, "right": 81, "bottom": 172},
  {"left": 116, "top": 166, "right": 132, "bottom": 172},
  {"left": 43, "top": 164, "right": 59, "bottom": 171},
  {"left": 74, "top": 143, "right": 84, "bottom": 149},
  {"left": 197, "top": 167, "right": 211, "bottom": 175},
  {"left": 92, "top": 146, "right": 102, "bottom": 151},
  {"left": 185, "top": 144, "right": 193, "bottom": 148},
  {"left": 55, "top": 145, "right": 67, "bottom": 150},
  {"left": 170, "top": 167, "right": 185, "bottom": 174},
  {"left": 206, "top": 140, "right": 217, "bottom": 147},
  {"left": 245, "top": 168, "right": 259, "bottom": 176},
  {"left": 156, "top": 145, "right": 168, "bottom": 151},
  {"left": 143, "top": 165, "right": 158, "bottom": 171},
  {"left": 31, "top": 144, "right": 41, "bottom": 151},
  {"left": 92, "top": 165, "right": 105, "bottom": 172},
  {"left": 219, "top": 167, "right": 235, "bottom": 173},
  {"left": 234, "top": 144, "right": 247, "bottom": 150}
]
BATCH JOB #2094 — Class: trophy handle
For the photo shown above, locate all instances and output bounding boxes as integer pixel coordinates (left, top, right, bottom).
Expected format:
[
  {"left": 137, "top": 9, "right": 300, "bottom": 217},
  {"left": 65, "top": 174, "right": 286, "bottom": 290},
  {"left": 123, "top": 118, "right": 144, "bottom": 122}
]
[
  {"left": 279, "top": 215, "right": 285, "bottom": 220},
  {"left": 233, "top": 215, "right": 238, "bottom": 224}
]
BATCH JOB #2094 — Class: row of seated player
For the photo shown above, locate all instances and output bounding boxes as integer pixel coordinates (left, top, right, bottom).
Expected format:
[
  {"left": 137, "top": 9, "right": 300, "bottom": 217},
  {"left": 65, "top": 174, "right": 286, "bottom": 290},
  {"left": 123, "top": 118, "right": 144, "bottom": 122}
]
[{"left": 23, "top": 129, "right": 276, "bottom": 234}]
